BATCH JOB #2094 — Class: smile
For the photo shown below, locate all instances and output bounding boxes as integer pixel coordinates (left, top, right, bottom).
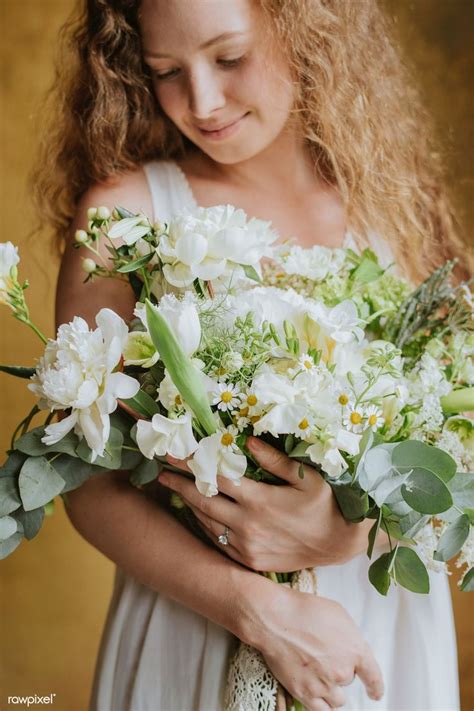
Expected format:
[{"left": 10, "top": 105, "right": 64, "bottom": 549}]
[{"left": 196, "top": 113, "right": 249, "bottom": 141}]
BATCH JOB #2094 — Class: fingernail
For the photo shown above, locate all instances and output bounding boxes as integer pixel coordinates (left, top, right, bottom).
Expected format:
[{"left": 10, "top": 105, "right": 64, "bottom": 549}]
[
  {"left": 247, "top": 436, "right": 260, "bottom": 451},
  {"left": 158, "top": 474, "right": 169, "bottom": 486}
]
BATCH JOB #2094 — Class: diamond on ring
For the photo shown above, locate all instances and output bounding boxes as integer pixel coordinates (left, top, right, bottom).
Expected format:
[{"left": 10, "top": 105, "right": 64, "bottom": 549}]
[{"left": 218, "top": 526, "right": 230, "bottom": 546}]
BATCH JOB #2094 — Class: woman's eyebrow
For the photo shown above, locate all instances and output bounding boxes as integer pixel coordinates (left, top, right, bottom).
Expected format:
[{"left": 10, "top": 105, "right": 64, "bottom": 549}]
[{"left": 144, "top": 31, "right": 248, "bottom": 59}]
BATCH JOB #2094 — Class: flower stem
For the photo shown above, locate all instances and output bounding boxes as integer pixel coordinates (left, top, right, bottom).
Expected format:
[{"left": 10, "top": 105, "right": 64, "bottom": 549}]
[{"left": 26, "top": 319, "right": 48, "bottom": 345}]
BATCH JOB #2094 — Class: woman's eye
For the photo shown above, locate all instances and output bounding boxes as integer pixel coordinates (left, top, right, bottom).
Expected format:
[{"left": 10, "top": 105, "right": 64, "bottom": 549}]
[
  {"left": 154, "top": 68, "right": 180, "bottom": 81},
  {"left": 217, "top": 56, "right": 245, "bottom": 69}
]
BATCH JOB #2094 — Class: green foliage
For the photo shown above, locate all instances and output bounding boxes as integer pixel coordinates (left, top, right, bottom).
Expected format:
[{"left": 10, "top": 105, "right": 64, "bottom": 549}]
[
  {"left": 18, "top": 457, "right": 65, "bottom": 511},
  {"left": 434, "top": 514, "right": 470, "bottom": 562}
]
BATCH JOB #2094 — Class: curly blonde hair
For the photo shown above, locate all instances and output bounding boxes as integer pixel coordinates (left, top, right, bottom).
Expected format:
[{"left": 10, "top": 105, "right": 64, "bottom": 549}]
[{"left": 31, "top": 0, "right": 470, "bottom": 281}]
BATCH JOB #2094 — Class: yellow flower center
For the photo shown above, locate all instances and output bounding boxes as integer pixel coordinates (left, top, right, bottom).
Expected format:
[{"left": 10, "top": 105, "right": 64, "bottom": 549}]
[
  {"left": 221, "top": 391, "right": 233, "bottom": 403},
  {"left": 250, "top": 415, "right": 261, "bottom": 424},
  {"left": 368, "top": 414, "right": 378, "bottom": 426},
  {"left": 298, "top": 418, "right": 309, "bottom": 430},
  {"left": 247, "top": 394, "right": 258, "bottom": 406},
  {"left": 350, "top": 411, "right": 362, "bottom": 425},
  {"left": 174, "top": 394, "right": 182, "bottom": 406},
  {"left": 303, "top": 360, "right": 312, "bottom": 369},
  {"left": 338, "top": 394, "right": 349, "bottom": 406},
  {"left": 221, "top": 432, "right": 234, "bottom": 446},
  {"left": 239, "top": 407, "right": 249, "bottom": 417}
]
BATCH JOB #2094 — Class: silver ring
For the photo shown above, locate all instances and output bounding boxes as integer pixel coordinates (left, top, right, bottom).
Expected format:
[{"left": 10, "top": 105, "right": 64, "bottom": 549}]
[{"left": 217, "top": 526, "right": 230, "bottom": 546}]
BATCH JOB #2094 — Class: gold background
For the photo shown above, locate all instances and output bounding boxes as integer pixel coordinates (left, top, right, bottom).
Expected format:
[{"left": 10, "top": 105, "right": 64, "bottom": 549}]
[{"left": 0, "top": 1, "right": 472, "bottom": 709}]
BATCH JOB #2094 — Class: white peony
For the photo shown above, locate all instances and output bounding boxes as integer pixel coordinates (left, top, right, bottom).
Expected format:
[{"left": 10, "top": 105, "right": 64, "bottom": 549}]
[
  {"left": 158, "top": 205, "right": 276, "bottom": 288},
  {"left": 0, "top": 241, "right": 20, "bottom": 301},
  {"left": 136, "top": 411, "right": 198, "bottom": 460},
  {"left": 29, "top": 308, "right": 139, "bottom": 460}
]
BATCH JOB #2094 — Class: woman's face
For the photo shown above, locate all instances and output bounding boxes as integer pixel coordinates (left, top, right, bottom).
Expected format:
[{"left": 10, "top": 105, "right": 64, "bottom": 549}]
[{"left": 139, "top": 0, "right": 296, "bottom": 164}]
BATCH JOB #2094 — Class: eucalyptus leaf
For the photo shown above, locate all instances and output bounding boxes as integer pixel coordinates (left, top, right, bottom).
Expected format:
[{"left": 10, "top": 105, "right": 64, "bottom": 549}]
[
  {"left": 129, "top": 458, "right": 162, "bottom": 487},
  {"left": 448, "top": 471, "right": 474, "bottom": 511},
  {"left": 371, "top": 469, "right": 412, "bottom": 507},
  {"left": 76, "top": 428, "right": 123, "bottom": 470},
  {"left": 15, "top": 506, "right": 45, "bottom": 540},
  {"left": 332, "top": 483, "right": 369, "bottom": 522},
  {"left": 399, "top": 511, "right": 430, "bottom": 538},
  {"left": 401, "top": 468, "right": 453, "bottom": 514},
  {"left": 368, "top": 552, "right": 392, "bottom": 595},
  {"left": 288, "top": 441, "right": 309, "bottom": 458},
  {"left": 434, "top": 514, "right": 470, "bottom": 562},
  {"left": 18, "top": 457, "right": 66, "bottom": 511},
  {"left": 15, "top": 427, "right": 79, "bottom": 458},
  {"left": 51, "top": 456, "right": 103, "bottom": 493},
  {"left": 460, "top": 567, "right": 474, "bottom": 592},
  {"left": 392, "top": 547, "right": 430, "bottom": 594},
  {"left": 241, "top": 264, "right": 262, "bottom": 282},
  {"left": 0, "top": 451, "right": 27, "bottom": 478},
  {"left": 284, "top": 434, "right": 295, "bottom": 455},
  {"left": 392, "top": 440, "right": 456, "bottom": 483},
  {"left": 121, "top": 449, "right": 143, "bottom": 471},
  {"left": 0, "top": 477, "right": 21, "bottom": 516},
  {"left": 0, "top": 532, "right": 23, "bottom": 559},
  {"left": 0, "top": 515, "right": 18, "bottom": 540},
  {"left": 367, "top": 516, "right": 381, "bottom": 559},
  {"left": 357, "top": 443, "right": 396, "bottom": 491}
]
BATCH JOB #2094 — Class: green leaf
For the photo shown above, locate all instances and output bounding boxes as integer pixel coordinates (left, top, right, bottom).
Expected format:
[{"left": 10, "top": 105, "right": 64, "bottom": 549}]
[
  {"left": 284, "top": 434, "right": 295, "bottom": 455},
  {"left": 129, "top": 458, "right": 162, "bottom": 486},
  {"left": 448, "top": 471, "right": 474, "bottom": 510},
  {"left": 15, "top": 506, "right": 45, "bottom": 540},
  {"left": 18, "top": 457, "right": 66, "bottom": 511},
  {"left": 392, "top": 440, "right": 456, "bottom": 483},
  {"left": 0, "top": 532, "right": 23, "bottom": 559},
  {"left": 298, "top": 462, "right": 305, "bottom": 480},
  {"left": 332, "top": 484, "right": 369, "bottom": 522},
  {"left": 0, "top": 477, "right": 21, "bottom": 516},
  {"left": 441, "top": 387, "right": 474, "bottom": 415},
  {"left": 115, "top": 205, "right": 136, "bottom": 219},
  {"left": 288, "top": 441, "right": 309, "bottom": 458},
  {"left": 51, "top": 456, "right": 102, "bottom": 493},
  {"left": 0, "top": 515, "right": 18, "bottom": 540},
  {"left": 116, "top": 252, "right": 154, "bottom": 273},
  {"left": 121, "top": 389, "right": 160, "bottom": 417},
  {"left": 401, "top": 468, "right": 453, "bottom": 514},
  {"left": 75, "top": 428, "right": 123, "bottom": 470},
  {"left": 350, "top": 250, "right": 384, "bottom": 284},
  {"left": 15, "top": 427, "right": 80, "bottom": 458},
  {"left": 241, "top": 264, "right": 262, "bottom": 282},
  {"left": 0, "top": 364, "right": 36, "bottom": 379},
  {"left": 399, "top": 511, "right": 429, "bottom": 538},
  {"left": 121, "top": 449, "right": 143, "bottom": 470},
  {"left": 460, "top": 567, "right": 474, "bottom": 592},
  {"left": 146, "top": 300, "right": 216, "bottom": 436},
  {"left": 392, "top": 547, "right": 430, "bottom": 594},
  {"left": 369, "top": 552, "right": 392, "bottom": 595},
  {"left": 367, "top": 515, "right": 381, "bottom": 559},
  {"left": 0, "top": 451, "right": 27, "bottom": 478},
  {"left": 434, "top": 514, "right": 470, "bottom": 562}
]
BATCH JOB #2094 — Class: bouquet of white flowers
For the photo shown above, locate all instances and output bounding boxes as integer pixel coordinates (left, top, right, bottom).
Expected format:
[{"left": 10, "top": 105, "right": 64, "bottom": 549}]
[{"left": 1, "top": 205, "right": 473, "bottom": 711}]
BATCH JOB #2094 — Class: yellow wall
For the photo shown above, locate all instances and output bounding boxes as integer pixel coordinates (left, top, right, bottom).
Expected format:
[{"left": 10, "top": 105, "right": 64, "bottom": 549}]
[{"left": 1, "top": 1, "right": 472, "bottom": 710}]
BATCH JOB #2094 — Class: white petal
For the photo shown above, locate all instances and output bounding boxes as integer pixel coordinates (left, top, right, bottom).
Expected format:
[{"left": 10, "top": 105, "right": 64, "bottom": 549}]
[
  {"left": 136, "top": 420, "right": 161, "bottom": 459},
  {"left": 219, "top": 447, "right": 247, "bottom": 482},
  {"left": 163, "top": 263, "right": 194, "bottom": 287},
  {"left": 79, "top": 406, "right": 109, "bottom": 460},
  {"left": 193, "top": 258, "right": 227, "bottom": 281},
  {"left": 108, "top": 217, "right": 143, "bottom": 239},
  {"left": 42, "top": 411, "right": 78, "bottom": 445},
  {"left": 188, "top": 434, "right": 220, "bottom": 497},
  {"left": 175, "top": 232, "right": 208, "bottom": 266}
]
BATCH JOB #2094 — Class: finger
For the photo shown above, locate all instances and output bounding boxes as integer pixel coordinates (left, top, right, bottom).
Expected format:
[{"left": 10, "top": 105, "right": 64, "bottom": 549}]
[
  {"left": 322, "top": 686, "right": 346, "bottom": 708},
  {"left": 355, "top": 646, "right": 384, "bottom": 701},
  {"left": 186, "top": 502, "right": 232, "bottom": 546},
  {"left": 159, "top": 470, "right": 238, "bottom": 527},
  {"left": 308, "top": 699, "right": 332, "bottom": 711},
  {"left": 167, "top": 454, "right": 192, "bottom": 473},
  {"left": 192, "top": 515, "right": 244, "bottom": 562},
  {"left": 247, "top": 437, "right": 307, "bottom": 488}
]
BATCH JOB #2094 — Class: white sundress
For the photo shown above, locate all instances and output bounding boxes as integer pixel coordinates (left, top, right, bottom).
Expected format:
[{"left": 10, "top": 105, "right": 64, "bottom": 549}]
[{"left": 89, "top": 159, "right": 460, "bottom": 711}]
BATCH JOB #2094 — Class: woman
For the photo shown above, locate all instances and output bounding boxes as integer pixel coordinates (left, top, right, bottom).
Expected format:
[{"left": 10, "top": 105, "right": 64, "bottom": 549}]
[{"left": 31, "top": 0, "right": 463, "bottom": 709}]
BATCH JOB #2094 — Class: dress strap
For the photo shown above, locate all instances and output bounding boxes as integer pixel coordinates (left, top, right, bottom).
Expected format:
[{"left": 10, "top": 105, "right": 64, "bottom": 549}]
[{"left": 142, "top": 160, "right": 197, "bottom": 222}]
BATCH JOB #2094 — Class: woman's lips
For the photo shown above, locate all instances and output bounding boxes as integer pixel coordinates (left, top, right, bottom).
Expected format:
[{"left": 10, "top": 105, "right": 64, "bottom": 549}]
[{"left": 196, "top": 113, "right": 248, "bottom": 141}]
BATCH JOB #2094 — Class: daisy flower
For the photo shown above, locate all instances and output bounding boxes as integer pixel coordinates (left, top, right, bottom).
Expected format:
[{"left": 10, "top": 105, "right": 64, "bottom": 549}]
[{"left": 212, "top": 382, "right": 241, "bottom": 412}]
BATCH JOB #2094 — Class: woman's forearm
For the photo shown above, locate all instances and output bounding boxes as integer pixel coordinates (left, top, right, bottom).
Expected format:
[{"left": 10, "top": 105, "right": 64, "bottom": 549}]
[{"left": 63, "top": 472, "right": 265, "bottom": 644}]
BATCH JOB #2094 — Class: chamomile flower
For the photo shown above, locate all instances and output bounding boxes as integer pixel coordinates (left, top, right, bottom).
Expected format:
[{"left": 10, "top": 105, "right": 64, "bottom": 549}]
[
  {"left": 343, "top": 404, "right": 365, "bottom": 433},
  {"left": 365, "top": 405, "right": 385, "bottom": 432},
  {"left": 212, "top": 382, "right": 241, "bottom": 412},
  {"left": 295, "top": 415, "right": 315, "bottom": 439}
]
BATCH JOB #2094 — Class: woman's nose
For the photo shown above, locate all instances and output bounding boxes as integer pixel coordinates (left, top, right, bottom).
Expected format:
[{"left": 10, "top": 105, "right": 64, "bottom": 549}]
[{"left": 187, "top": 68, "right": 226, "bottom": 119}]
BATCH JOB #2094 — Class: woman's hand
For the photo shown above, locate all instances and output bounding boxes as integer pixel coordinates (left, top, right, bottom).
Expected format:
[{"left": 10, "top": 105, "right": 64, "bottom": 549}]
[
  {"left": 243, "top": 578, "right": 384, "bottom": 710},
  {"left": 158, "top": 436, "right": 381, "bottom": 572}
]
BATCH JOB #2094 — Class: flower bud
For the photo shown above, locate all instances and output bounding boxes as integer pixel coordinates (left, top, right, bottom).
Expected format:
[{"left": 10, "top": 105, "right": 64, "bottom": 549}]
[
  {"left": 74, "top": 229, "right": 89, "bottom": 244},
  {"left": 97, "top": 206, "right": 111, "bottom": 220},
  {"left": 87, "top": 207, "right": 98, "bottom": 220},
  {"left": 82, "top": 258, "right": 97, "bottom": 274}
]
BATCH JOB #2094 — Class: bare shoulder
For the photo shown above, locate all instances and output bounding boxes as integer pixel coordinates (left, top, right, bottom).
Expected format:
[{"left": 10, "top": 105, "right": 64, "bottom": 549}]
[{"left": 75, "top": 165, "right": 153, "bottom": 231}]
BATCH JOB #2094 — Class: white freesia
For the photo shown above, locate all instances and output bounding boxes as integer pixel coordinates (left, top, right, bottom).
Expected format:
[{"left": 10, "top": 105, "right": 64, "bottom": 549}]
[
  {"left": 136, "top": 411, "right": 198, "bottom": 460},
  {"left": 135, "top": 291, "right": 201, "bottom": 356},
  {"left": 29, "top": 308, "right": 139, "bottom": 460},
  {"left": 158, "top": 205, "right": 276, "bottom": 287},
  {"left": 188, "top": 426, "right": 247, "bottom": 497},
  {"left": 0, "top": 241, "right": 20, "bottom": 300}
]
